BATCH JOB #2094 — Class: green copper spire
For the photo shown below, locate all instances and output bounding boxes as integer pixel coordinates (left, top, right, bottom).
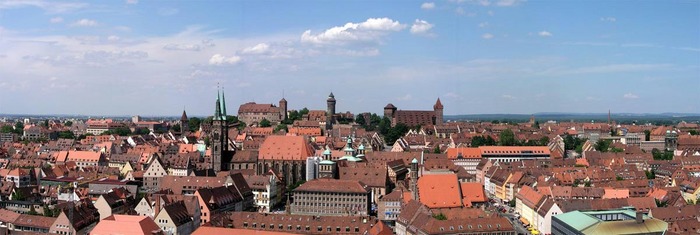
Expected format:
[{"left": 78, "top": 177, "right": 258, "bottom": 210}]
[
  {"left": 214, "top": 88, "right": 221, "bottom": 120},
  {"left": 220, "top": 87, "right": 227, "bottom": 121}
]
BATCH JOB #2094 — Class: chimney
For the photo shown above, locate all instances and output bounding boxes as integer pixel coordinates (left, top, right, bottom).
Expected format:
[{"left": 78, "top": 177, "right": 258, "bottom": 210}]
[
  {"left": 635, "top": 210, "right": 643, "bottom": 224},
  {"left": 154, "top": 195, "right": 161, "bottom": 217}
]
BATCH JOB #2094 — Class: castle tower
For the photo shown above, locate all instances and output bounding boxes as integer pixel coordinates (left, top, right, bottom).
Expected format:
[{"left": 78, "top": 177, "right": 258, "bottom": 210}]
[
  {"left": 433, "top": 98, "right": 444, "bottom": 125},
  {"left": 180, "top": 109, "right": 189, "bottom": 136},
  {"left": 326, "top": 93, "right": 336, "bottom": 131},
  {"left": 279, "top": 98, "right": 288, "bottom": 121},
  {"left": 211, "top": 88, "right": 230, "bottom": 173},
  {"left": 383, "top": 103, "right": 397, "bottom": 126}
]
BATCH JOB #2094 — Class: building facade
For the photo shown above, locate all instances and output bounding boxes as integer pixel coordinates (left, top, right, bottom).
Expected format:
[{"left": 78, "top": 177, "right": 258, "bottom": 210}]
[{"left": 290, "top": 179, "right": 370, "bottom": 216}]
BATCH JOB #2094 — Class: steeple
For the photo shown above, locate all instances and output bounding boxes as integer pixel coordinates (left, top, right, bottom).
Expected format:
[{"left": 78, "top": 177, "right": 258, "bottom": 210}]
[
  {"left": 221, "top": 88, "right": 227, "bottom": 120},
  {"left": 433, "top": 98, "right": 443, "bottom": 110},
  {"left": 181, "top": 109, "right": 188, "bottom": 121},
  {"left": 214, "top": 89, "right": 221, "bottom": 120}
]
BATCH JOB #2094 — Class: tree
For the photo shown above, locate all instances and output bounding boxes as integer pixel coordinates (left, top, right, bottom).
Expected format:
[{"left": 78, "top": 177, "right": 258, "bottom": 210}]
[
  {"left": 385, "top": 123, "right": 409, "bottom": 145},
  {"left": 432, "top": 213, "right": 447, "bottom": 220},
  {"left": 378, "top": 117, "right": 391, "bottom": 136},
  {"left": 11, "top": 190, "right": 25, "bottom": 201},
  {"left": 64, "top": 121, "right": 73, "bottom": 127},
  {"left": 595, "top": 139, "right": 611, "bottom": 152},
  {"left": 27, "top": 206, "right": 39, "bottom": 215},
  {"left": 651, "top": 148, "right": 673, "bottom": 160},
  {"left": 259, "top": 118, "right": 271, "bottom": 127},
  {"left": 689, "top": 130, "right": 699, "bottom": 135},
  {"left": 533, "top": 120, "right": 540, "bottom": 129},
  {"left": 645, "top": 170, "right": 656, "bottom": 179},
  {"left": 134, "top": 128, "right": 150, "bottom": 135},
  {"left": 299, "top": 108, "right": 309, "bottom": 116},
  {"left": 13, "top": 122, "right": 23, "bottom": 135},
  {"left": 433, "top": 145, "right": 441, "bottom": 153},
  {"left": 0, "top": 126, "right": 13, "bottom": 133},
  {"left": 499, "top": 129, "right": 517, "bottom": 146},
  {"left": 57, "top": 131, "right": 74, "bottom": 139},
  {"left": 274, "top": 124, "right": 288, "bottom": 133},
  {"left": 616, "top": 175, "right": 624, "bottom": 181},
  {"left": 188, "top": 117, "right": 202, "bottom": 132},
  {"left": 538, "top": 136, "right": 550, "bottom": 146},
  {"left": 355, "top": 114, "right": 366, "bottom": 126},
  {"left": 644, "top": 130, "right": 651, "bottom": 141},
  {"left": 171, "top": 124, "right": 181, "bottom": 133}
]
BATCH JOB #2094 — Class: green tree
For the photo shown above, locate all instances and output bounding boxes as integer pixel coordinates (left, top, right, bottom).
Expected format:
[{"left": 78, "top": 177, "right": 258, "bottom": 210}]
[
  {"left": 299, "top": 108, "right": 309, "bottom": 116},
  {"left": 27, "top": 206, "right": 39, "bottom": 215},
  {"left": 385, "top": 123, "right": 409, "bottom": 145},
  {"left": 259, "top": 118, "right": 271, "bottom": 127},
  {"left": 355, "top": 114, "right": 366, "bottom": 126},
  {"left": 378, "top": 117, "right": 391, "bottom": 136},
  {"left": 171, "top": 124, "right": 181, "bottom": 133},
  {"left": 134, "top": 128, "right": 150, "bottom": 135},
  {"left": 287, "top": 110, "right": 301, "bottom": 122},
  {"left": 595, "top": 139, "right": 611, "bottom": 152},
  {"left": 433, "top": 145, "right": 441, "bottom": 153},
  {"left": 645, "top": 170, "right": 656, "bottom": 179},
  {"left": 13, "top": 122, "right": 24, "bottom": 134},
  {"left": 539, "top": 136, "right": 550, "bottom": 146},
  {"left": 644, "top": 130, "right": 651, "bottom": 141},
  {"left": 11, "top": 190, "right": 25, "bottom": 201},
  {"left": 689, "top": 130, "right": 699, "bottom": 135},
  {"left": 0, "top": 126, "right": 13, "bottom": 133},
  {"left": 432, "top": 213, "right": 447, "bottom": 220},
  {"left": 188, "top": 117, "right": 202, "bottom": 132},
  {"left": 533, "top": 120, "right": 540, "bottom": 129},
  {"left": 64, "top": 121, "right": 73, "bottom": 127},
  {"left": 274, "top": 124, "right": 288, "bottom": 133},
  {"left": 57, "top": 131, "right": 75, "bottom": 139},
  {"left": 499, "top": 129, "right": 517, "bottom": 146},
  {"left": 616, "top": 175, "right": 624, "bottom": 181}
]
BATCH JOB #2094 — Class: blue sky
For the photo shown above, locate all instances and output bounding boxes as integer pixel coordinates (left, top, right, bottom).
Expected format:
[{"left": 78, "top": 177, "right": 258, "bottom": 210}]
[{"left": 0, "top": 0, "right": 698, "bottom": 116}]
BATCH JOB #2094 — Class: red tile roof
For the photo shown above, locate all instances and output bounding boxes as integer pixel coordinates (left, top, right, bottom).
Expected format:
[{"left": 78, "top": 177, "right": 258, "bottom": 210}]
[
  {"left": 460, "top": 182, "right": 487, "bottom": 207},
  {"left": 90, "top": 215, "right": 162, "bottom": 235},
  {"left": 446, "top": 147, "right": 482, "bottom": 160},
  {"left": 259, "top": 136, "right": 314, "bottom": 161},
  {"left": 417, "top": 174, "right": 462, "bottom": 209}
]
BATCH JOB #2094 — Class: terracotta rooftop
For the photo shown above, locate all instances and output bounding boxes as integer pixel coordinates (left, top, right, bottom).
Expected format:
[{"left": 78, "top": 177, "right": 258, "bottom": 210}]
[
  {"left": 417, "top": 174, "right": 463, "bottom": 209},
  {"left": 259, "top": 136, "right": 314, "bottom": 161},
  {"left": 90, "top": 215, "right": 162, "bottom": 235}
]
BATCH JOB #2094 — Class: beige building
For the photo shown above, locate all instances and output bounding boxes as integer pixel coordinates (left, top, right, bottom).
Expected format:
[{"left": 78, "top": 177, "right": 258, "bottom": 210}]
[
  {"left": 237, "top": 99, "right": 286, "bottom": 126},
  {"left": 290, "top": 178, "right": 370, "bottom": 216}
]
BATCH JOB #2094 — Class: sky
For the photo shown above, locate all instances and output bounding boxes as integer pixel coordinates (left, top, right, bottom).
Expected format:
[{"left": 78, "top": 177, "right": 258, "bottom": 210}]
[{"left": 0, "top": 0, "right": 698, "bottom": 117}]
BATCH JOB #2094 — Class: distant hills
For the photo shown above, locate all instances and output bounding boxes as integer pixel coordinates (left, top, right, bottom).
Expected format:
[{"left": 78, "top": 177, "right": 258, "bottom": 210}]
[{"left": 446, "top": 112, "right": 700, "bottom": 123}]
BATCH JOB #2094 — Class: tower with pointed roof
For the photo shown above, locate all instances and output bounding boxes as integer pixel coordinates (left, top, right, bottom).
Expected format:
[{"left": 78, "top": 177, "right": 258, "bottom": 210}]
[
  {"left": 433, "top": 98, "right": 443, "bottom": 125},
  {"left": 279, "top": 98, "right": 288, "bottom": 121},
  {"left": 211, "top": 88, "right": 231, "bottom": 173},
  {"left": 180, "top": 109, "right": 189, "bottom": 136},
  {"left": 326, "top": 93, "right": 336, "bottom": 131}
]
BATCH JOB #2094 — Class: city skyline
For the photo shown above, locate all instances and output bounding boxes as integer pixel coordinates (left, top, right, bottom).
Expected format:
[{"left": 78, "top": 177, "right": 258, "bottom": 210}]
[{"left": 0, "top": 0, "right": 698, "bottom": 116}]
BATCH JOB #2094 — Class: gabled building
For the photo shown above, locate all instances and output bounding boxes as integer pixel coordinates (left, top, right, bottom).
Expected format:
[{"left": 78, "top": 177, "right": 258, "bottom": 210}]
[{"left": 144, "top": 156, "right": 168, "bottom": 192}]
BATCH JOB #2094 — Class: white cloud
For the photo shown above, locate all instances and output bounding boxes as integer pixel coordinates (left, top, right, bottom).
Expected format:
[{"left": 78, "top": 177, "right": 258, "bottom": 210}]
[
  {"left": 502, "top": 94, "right": 516, "bottom": 100},
  {"left": 49, "top": 17, "right": 63, "bottom": 23},
  {"left": 478, "top": 22, "right": 489, "bottom": 28},
  {"left": 600, "top": 17, "right": 616, "bottom": 22},
  {"left": 71, "top": 19, "right": 97, "bottom": 27},
  {"left": 482, "top": 33, "right": 494, "bottom": 39},
  {"left": 301, "top": 17, "right": 406, "bottom": 45},
  {"left": 0, "top": 0, "right": 87, "bottom": 14},
  {"left": 115, "top": 26, "right": 132, "bottom": 32},
  {"left": 623, "top": 93, "right": 639, "bottom": 99},
  {"left": 397, "top": 94, "right": 413, "bottom": 101},
  {"left": 209, "top": 54, "right": 241, "bottom": 65},
  {"left": 496, "top": 0, "right": 525, "bottom": 6},
  {"left": 158, "top": 7, "right": 179, "bottom": 16},
  {"left": 538, "top": 31, "right": 552, "bottom": 37},
  {"left": 107, "top": 35, "right": 120, "bottom": 41},
  {"left": 455, "top": 7, "right": 465, "bottom": 15},
  {"left": 410, "top": 19, "right": 434, "bottom": 35},
  {"left": 242, "top": 43, "right": 270, "bottom": 54},
  {"left": 445, "top": 92, "right": 462, "bottom": 100},
  {"left": 421, "top": 2, "right": 435, "bottom": 9},
  {"left": 126, "top": 0, "right": 138, "bottom": 4}
]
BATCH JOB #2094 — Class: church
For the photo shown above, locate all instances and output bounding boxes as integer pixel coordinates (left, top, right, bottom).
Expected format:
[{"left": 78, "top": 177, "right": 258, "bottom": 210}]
[{"left": 210, "top": 88, "right": 234, "bottom": 173}]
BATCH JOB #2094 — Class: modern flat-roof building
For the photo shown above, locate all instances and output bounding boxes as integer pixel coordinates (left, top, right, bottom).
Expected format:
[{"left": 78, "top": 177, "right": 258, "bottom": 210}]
[{"left": 552, "top": 209, "right": 668, "bottom": 235}]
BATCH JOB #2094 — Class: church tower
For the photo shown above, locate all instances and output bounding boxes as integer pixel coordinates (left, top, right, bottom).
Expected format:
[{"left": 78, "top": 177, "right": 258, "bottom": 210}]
[
  {"left": 211, "top": 88, "right": 231, "bottom": 173},
  {"left": 180, "top": 109, "right": 189, "bottom": 136},
  {"left": 326, "top": 93, "right": 336, "bottom": 131}
]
